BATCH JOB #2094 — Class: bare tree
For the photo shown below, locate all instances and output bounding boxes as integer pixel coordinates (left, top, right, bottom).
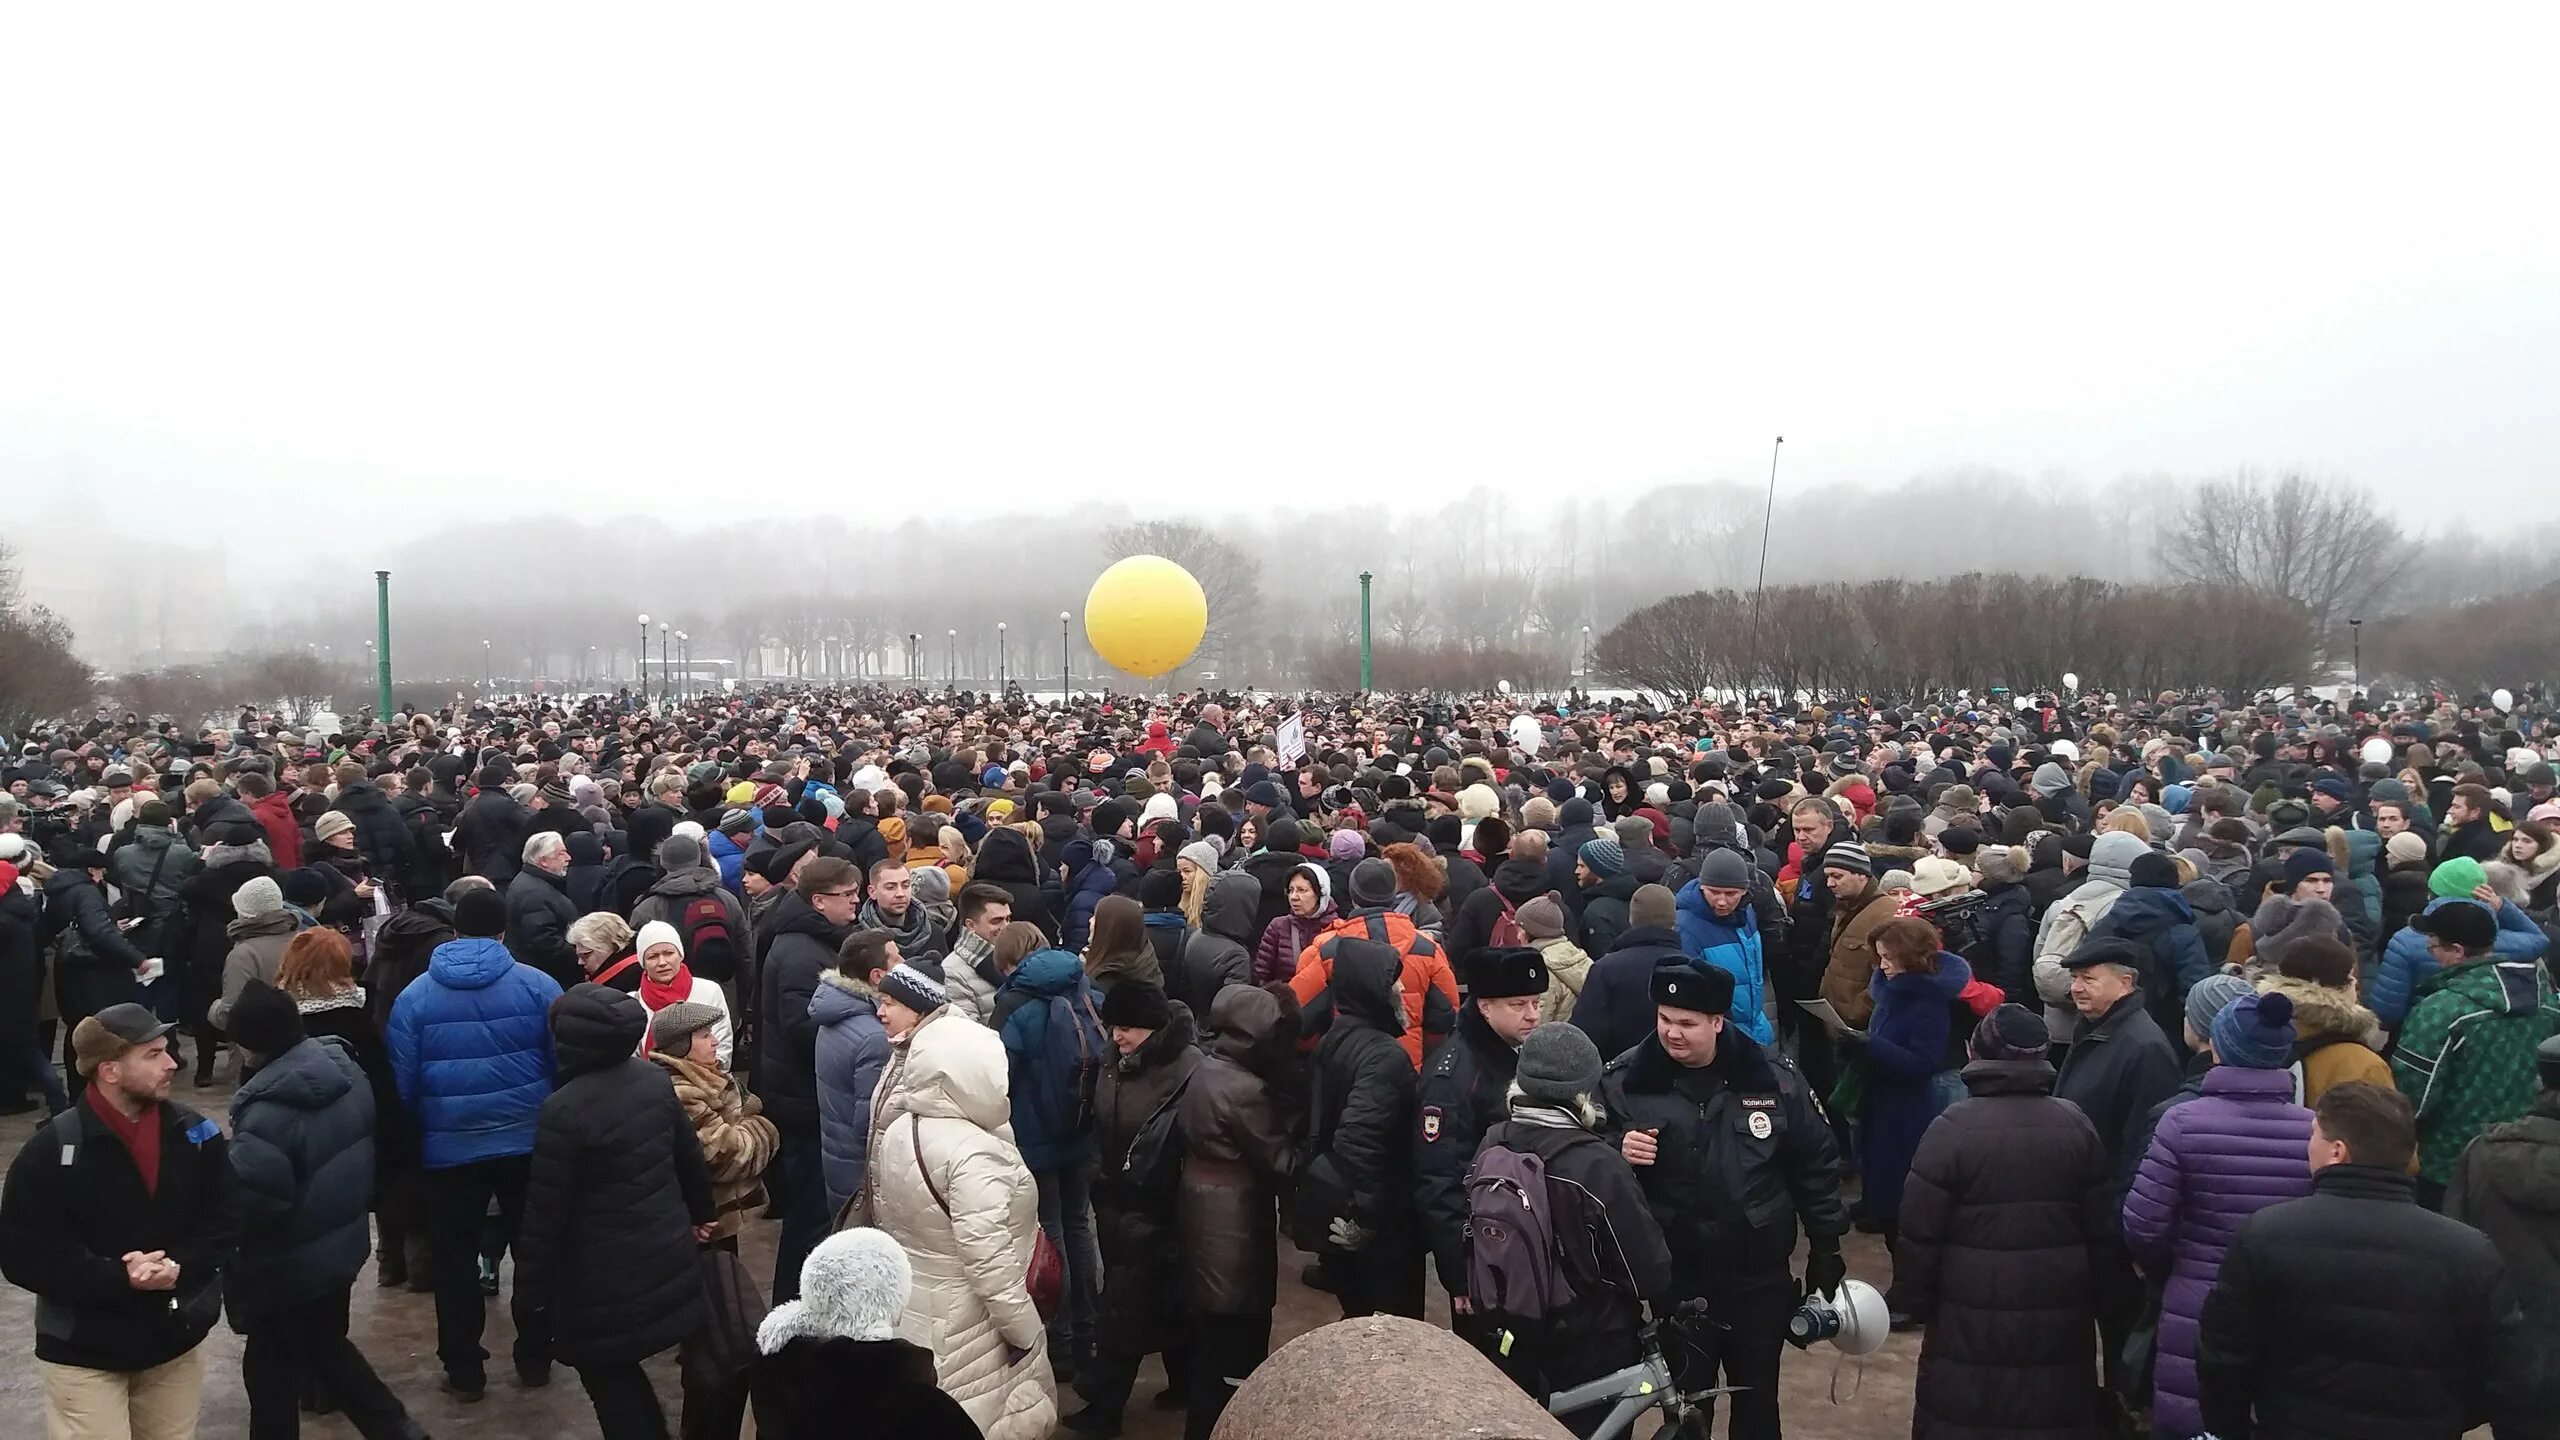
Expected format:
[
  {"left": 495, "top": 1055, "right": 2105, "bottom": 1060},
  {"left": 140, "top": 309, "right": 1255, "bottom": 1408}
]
[{"left": 2155, "top": 469, "right": 2411, "bottom": 655}]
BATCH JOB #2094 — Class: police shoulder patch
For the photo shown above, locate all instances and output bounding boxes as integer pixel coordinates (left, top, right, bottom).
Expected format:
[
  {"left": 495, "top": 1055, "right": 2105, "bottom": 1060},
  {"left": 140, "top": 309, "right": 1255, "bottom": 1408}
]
[{"left": 1421, "top": 1106, "right": 1443, "bottom": 1142}]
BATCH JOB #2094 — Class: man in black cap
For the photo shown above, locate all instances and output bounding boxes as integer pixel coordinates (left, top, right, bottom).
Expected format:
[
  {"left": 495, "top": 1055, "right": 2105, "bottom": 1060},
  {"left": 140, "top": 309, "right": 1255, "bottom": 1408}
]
[
  {"left": 0, "top": 1003, "right": 237, "bottom": 1440},
  {"left": 2051, "top": 933, "right": 2182, "bottom": 1420},
  {"left": 1600, "top": 961, "right": 1846, "bottom": 1440},
  {"left": 1415, "top": 945, "right": 1547, "bottom": 1348}
]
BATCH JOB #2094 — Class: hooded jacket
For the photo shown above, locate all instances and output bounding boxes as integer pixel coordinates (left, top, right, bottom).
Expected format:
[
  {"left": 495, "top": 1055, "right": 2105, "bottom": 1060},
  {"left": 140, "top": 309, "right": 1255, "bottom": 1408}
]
[
  {"left": 992, "top": 947, "right": 1100, "bottom": 1173},
  {"left": 454, "top": 785, "right": 529, "bottom": 883},
  {"left": 328, "top": 780, "right": 415, "bottom": 896},
  {"left": 226, "top": 1035, "right": 377, "bottom": 1320},
  {"left": 2122, "top": 1064, "right": 2316, "bottom": 1434},
  {"left": 1090, "top": 1002, "right": 1202, "bottom": 1355},
  {"left": 867, "top": 1012, "right": 1055, "bottom": 1440},
  {"left": 385, "top": 935, "right": 563, "bottom": 1168},
  {"left": 2090, "top": 884, "right": 2213, "bottom": 1041},
  {"left": 1249, "top": 867, "right": 1334, "bottom": 986},
  {"left": 1296, "top": 939, "right": 1416, "bottom": 1247},
  {"left": 1892, "top": 1057, "right": 2112, "bottom": 1440},
  {"left": 1177, "top": 869, "right": 1260, "bottom": 1022},
  {"left": 2391, "top": 953, "right": 2560, "bottom": 1183},
  {"left": 1058, "top": 837, "right": 1130, "bottom": 954},
  {"left": 1178, "top": 985, "right": 1297, "bottom": 1316},
  {"left": 811, "top": 969, "right": 891, "bottom": 1215},
  {"left": 2255, "top": 974, "right": 2390, "bottom": 1106},
  {"left": 1291, "top": 907, "right": 1459, "bottom": 1069},
  {"left": 971, "top": 827, "right": 1057, "bottom": 943},
  {"left": 2182, "top": 876, "right": 2240, "bottom": 970},
  {"left": 514, "top": 984, "right": 713, "bottom": 1368}
]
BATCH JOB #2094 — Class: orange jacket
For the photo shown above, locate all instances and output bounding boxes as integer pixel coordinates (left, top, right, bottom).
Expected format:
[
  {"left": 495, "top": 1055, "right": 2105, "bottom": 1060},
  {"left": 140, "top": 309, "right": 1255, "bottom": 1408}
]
[{"left": 1292, "top": 909, "right": 1460, "bottom": 1069}]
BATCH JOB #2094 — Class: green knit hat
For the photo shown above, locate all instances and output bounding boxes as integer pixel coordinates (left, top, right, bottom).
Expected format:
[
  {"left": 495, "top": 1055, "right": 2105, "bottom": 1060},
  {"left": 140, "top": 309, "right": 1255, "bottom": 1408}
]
[{"left": 2429, "top": 856, "right": 2488, "bottom": 899}]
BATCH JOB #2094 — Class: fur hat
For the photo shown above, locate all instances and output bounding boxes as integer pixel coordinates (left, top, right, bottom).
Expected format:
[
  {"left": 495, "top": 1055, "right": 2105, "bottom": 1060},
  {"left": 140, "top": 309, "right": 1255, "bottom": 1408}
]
[
  {"left": 1651, "top": 962, "right": 1733, "bottom": 1015},
  {"left": 1976, "top": 844, "right": 2029, "bottom": 886},
  {"left": 758, "top": 1228, "right": 913, "bottom": 1354},
  {"left": 1463, "top": 946, "right": 1549, "bottom": 1000}
]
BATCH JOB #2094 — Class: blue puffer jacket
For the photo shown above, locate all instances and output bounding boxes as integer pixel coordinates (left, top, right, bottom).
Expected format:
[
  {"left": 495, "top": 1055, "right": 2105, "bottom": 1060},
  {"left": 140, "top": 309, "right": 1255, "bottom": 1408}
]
[
  {"left": 810, "top": 970, "right": 889, "bottom": 1215},
  {"left": 1674, "top": 879, "right": 1772, "bottom": 1046},
  {"left": 386, "top": 935, "right": 561, "bottom": 1168},
  {"left": 2092, "top": 885, "right": 2215, "bottom": 1039},
  {"left": 706, "top": 827, "right": 749, "bottom": 896},
  {"left": 226, "top": 1035, "right": 377, "bottom": 1320},
  {"left": 993, "top": 947, "right": 1098, "bottom": 1173},
  {"left": 1059, "top": 838, "right": 1126, "bottom": 953},
  {"left": 2370, "top": 895, "right": 2549, "bottom": 1030}
]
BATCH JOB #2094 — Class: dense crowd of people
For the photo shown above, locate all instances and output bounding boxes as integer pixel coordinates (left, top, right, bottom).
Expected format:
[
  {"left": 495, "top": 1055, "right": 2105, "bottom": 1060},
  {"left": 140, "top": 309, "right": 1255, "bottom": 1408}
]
[{"left": 0, "top": 678, "right": 2554, "bottom": 1440}]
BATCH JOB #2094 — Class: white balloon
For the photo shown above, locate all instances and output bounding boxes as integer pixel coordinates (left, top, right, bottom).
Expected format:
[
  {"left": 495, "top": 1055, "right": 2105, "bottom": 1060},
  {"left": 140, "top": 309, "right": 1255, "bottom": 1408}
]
[
  {"left": 2012, "top": 695, "right": 2033, "bottom": 712},
  {"left": 2052, "top": 739, "right": 2080, "bottom": 763},
  {"left": 2360, "top": 737, "right": 2394, "bottom": 766},
  {"left": 1496, "top": 679, "right": 1512, "bottom": 695},
  {"left": 2062, "top": 672, "right": 2080, "bottom": 691},
  {"left": 2494, "top": 688, "right": 2515, "bottom": 712}
]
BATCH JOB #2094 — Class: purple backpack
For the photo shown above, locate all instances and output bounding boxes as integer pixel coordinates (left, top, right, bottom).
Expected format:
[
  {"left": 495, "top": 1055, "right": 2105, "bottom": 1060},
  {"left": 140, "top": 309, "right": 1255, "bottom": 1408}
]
[{"left": 1465, "top": 1143, "right": 1576, "bottom": 1321}]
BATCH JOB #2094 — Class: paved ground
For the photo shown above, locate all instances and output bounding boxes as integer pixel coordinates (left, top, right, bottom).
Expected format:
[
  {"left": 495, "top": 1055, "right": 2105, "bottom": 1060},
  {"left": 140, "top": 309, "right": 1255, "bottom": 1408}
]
[{"left": 0, "top": 1074, "right": 1921, "bottom": 1438}]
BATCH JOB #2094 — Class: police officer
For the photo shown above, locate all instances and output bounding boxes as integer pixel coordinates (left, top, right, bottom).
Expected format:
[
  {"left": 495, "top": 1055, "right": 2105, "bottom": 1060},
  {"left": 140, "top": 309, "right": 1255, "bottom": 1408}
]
[
  {"left": 1416, "top": 946, "right": 1546, "bottom": 1347},
  {"left": 1601, "top": 962, "right": 1847, "bottom": 1440}
]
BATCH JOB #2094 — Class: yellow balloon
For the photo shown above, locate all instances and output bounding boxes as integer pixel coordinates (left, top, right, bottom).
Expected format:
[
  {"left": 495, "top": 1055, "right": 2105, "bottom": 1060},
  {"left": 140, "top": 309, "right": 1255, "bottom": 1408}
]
[{"left": 1084, "top": 555, "right": 1208, "bottom": 679}]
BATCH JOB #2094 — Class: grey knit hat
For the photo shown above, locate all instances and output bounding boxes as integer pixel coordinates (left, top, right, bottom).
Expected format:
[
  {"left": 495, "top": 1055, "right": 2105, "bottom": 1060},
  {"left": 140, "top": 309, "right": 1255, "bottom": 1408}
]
[
  {"left": 1514, "top": 1023, "right": 1604, "bottom": 1108},
  {"left": 2183, "top": 972, "right": 2254, "bottom": 1042},
  {"left": 232, "top": 874, "right": 284, "bottom": 920}
]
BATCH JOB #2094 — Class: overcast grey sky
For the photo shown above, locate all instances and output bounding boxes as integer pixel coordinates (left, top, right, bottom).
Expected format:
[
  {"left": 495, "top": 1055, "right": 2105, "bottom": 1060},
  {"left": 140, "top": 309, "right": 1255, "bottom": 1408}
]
[{"left": 4, "top": 6, "right": 2555, "bottom": 526}]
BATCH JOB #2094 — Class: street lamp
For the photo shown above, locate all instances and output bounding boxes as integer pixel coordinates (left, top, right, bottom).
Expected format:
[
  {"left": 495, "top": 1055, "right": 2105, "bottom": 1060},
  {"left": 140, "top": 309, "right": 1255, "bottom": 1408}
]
[
  {"left": 677, "top": 631, "right": 689, "bottom": 700},
  {"left": 481, "top": 638, "right": 492, "bottom": 695},
  {"left": 946, "top": 629, "right": 956, "bottom": 687},
  {"left": 908, "top": 633, "right": 921, "bottom": 683},
  {"left": 586, "top": 644, "right": 595, "bottom": 688},
  {"left": 1060, "top": 611, "right": 1072, "bottom": 701},
  {"left": 659, "top": 623, "right": 670, "bottom": 700},
  {"left": 997, "top": 622, "right": 1008, "bottom": 692},
  {"left": 637, "top": 614, "right": 650, "bottom": 695},
  {"left": 2349, "top": 617, "right": 2363, "bottom": 694},
  {"left": 1581, "top": 625, "right": 1592, "bottom": 691}
]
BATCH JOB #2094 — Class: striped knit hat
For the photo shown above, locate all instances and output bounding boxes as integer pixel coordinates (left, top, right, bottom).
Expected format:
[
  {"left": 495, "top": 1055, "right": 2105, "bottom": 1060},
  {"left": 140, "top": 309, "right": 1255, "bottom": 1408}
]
[{"left": 1822, "top": 841, "right": 1873, "bottom": 878}]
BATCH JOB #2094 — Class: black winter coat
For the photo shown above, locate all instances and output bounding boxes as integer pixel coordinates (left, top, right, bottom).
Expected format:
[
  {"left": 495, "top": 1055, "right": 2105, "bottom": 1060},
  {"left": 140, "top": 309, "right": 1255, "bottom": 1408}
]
[
  {"left": 1576, "top": 871, "right": 1642, "bottom": 955},
  {"left": 391, "top": 790, "right": 455, "bottom": 901},
  {"left": 299, "top": 994, "right": 411, "bottom": 1183},
  {"left": 2051, "top": 993, "right": 2185, "bottom": 1213},
  {"left": 329, "top": 782, "right": 415, "bottom": 902},
  {"left": 364, "top": 903, "right": 453, "bottom": 1035},
  {"left": 1446, "top": 856, "right": 1552, "bottom": 973},
  {"left": 1972, "top": 880, "right": 2038, "bottom": 1007},
  {"left": 754, "top": 892, "right": 851, "bottom": 1134},
  {"left": 455, "top": 788, "right": 531, "bottom": 884},
  {"left": 504, "top": 866, "right": 582, "bottom": 990},
  {"left": 0, "top": 884, "right": 42, "bottom": 1050},
  {"left": 226, "top": 1036, "right": 376, "bottom": 1321},
  {"left": 1295, "top": 941, "right": 1415, "bottom": 1247},
  {"left": 1569, "top": 924, "right": 1686, "bottom": 1064},
  {"left": 1892, "top": 1058, "right": 2112, "bottom": 1439},
  {"left": 1473, "top": 1115, "right": 1675, "bottom": 1395},
  {"left": 751, "top": 1336, "right": 982, "bottom": 1440},
  {"left": 0, "top": 1093, "right": 239, "bottom": 1371},
  {"left": 2197, "top": 1165, "right": 2534, "bottom": 1440},
  {"left": 1599, "top": 1028, "right": 1847, "bottom": 1289},
  {"left": 1415, "top": 1005, "right": 1519, "bottom": 1295},
  {"left": 1091, "top": 1004, "right": 1201, "bottom": 1356},
  {"left": 514, "top": 983, "right": 713, "bottom": 1368},
  {"left": 1177, "top": 985, "right": 1297, "bottom": 1316}
]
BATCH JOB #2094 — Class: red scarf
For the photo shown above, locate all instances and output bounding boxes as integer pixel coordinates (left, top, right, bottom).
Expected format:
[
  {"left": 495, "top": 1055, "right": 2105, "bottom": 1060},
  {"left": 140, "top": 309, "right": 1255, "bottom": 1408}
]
[
  {"left": 640, "top": 963, "right": 695, "bottom": 1013},
  {"left": 86, "top": 1081, "right": 162, "bottom": 1194}
]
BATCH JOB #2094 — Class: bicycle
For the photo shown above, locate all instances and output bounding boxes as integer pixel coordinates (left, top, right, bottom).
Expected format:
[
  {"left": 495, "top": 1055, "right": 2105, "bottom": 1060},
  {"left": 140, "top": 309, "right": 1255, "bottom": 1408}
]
[{"left": 1543, "top": 1297, "right": 1742, "bottom": 1440}]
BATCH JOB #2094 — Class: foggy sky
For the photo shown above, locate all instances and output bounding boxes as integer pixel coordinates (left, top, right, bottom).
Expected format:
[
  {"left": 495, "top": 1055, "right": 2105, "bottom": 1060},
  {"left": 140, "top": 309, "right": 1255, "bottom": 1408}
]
[{"left": 4, "top": 6, "right": 2556, "bottom": 536}]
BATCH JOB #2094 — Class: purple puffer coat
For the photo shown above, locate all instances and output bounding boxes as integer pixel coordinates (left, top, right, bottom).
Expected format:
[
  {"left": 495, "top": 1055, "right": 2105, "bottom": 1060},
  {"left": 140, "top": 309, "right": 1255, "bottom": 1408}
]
[{"left": 2120, "top": 1065, "right": 2314, "bottom": 1436}]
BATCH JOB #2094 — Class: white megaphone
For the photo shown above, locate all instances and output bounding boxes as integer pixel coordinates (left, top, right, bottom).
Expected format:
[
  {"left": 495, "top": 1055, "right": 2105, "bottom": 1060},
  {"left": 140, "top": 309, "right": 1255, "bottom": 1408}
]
[{"left": 1785, "top": 1277, "right": 1891, "bottom": 1357}]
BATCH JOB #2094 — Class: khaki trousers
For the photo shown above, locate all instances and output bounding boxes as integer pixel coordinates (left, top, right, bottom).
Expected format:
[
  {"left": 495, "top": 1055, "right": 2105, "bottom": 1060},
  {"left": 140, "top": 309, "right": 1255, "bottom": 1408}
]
[{"left": 40, "top": 1345, "right": 206, "bottom": 1440}]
